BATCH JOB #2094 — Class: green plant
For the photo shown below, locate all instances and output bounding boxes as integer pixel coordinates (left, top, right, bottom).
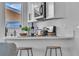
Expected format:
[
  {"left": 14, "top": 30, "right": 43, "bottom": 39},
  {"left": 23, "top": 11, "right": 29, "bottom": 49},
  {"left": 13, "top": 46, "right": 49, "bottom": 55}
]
[{"left": 21, "top": 26, "right": 31, "bottom": 31}]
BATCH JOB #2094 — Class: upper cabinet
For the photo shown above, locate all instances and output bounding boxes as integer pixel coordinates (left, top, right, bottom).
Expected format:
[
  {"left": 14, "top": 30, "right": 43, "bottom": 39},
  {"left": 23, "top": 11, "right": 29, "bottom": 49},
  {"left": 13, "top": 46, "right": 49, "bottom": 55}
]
[{"left": 46, "top": 2, "right": 54, "bottom": 19}]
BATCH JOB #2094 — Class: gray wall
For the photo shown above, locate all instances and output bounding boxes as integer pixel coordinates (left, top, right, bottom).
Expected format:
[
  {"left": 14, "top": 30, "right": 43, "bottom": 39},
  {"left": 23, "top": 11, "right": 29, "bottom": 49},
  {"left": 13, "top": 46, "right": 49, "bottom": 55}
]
[
  {"left": 0, "top": 3, "right": 5, "bottom": 39},
  {"left": 22, "top": 2, "right": 28, "bottom": 26},
  {"left": 36, "top": 2, "right": 79, "bottom": 37},
  {"left": 54, "top": 2, "right": 79, "bottom": 36}
]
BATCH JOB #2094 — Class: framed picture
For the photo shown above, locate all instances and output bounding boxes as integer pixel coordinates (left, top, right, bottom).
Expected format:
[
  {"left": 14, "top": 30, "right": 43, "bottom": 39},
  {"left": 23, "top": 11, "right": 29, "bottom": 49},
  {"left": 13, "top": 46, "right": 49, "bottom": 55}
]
[{"left": 34, "top": 2, "right": 46, "bottom": 20}]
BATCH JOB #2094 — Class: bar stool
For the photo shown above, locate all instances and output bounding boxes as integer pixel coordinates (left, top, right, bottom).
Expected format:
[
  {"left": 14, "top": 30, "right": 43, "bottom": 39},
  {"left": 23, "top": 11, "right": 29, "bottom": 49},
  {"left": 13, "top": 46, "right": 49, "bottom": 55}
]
[
  {"left": 45, "top": 46, "right": 62, "bottom": 56},
  {"left": 17, "top": 47, "right": 33, "bottom": 56}
]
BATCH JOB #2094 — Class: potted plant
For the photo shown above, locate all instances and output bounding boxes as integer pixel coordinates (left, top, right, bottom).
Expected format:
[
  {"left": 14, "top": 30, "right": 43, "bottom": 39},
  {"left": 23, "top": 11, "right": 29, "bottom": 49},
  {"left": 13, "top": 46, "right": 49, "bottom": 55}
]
[{"left": 19, "top": 26, "right": 31, "bottom": 36}]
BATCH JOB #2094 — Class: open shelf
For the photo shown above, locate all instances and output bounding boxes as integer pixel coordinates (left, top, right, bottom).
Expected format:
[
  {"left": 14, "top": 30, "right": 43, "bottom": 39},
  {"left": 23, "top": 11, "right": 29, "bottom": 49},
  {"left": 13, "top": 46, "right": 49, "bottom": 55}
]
[{"left": 35, "top": 17, "right": 64, "bottom": 22}]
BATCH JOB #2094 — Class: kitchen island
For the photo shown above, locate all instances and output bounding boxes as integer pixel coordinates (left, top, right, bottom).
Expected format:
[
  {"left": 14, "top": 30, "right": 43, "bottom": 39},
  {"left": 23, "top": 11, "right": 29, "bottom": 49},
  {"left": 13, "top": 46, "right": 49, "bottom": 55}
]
[
  {"left": 3, "top": 36, "right": 73, "bottom": 40},
  {"left": 3, "top": 36, "right": 75, "bottom": 56}
]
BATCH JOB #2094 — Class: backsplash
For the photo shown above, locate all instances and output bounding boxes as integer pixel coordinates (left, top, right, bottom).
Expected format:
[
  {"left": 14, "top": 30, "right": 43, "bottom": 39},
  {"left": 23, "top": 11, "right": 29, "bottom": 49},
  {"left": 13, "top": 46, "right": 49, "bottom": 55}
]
[{"left": 36, "top": 19, "right": 73, "bottom": 37}]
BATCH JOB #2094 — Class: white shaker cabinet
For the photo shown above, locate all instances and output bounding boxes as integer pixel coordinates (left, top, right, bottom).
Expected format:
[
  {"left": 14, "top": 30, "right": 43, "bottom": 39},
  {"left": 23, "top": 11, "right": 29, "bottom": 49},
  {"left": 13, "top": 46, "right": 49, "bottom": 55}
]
[{"left": 46, "top": 2, "right": 54, "bottom": 19}]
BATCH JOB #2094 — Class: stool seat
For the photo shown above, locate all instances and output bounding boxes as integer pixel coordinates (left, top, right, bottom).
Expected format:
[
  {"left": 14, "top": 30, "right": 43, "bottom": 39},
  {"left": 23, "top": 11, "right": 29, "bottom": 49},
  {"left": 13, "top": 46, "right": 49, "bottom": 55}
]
[
  {"left": 17, "top": 47, "right": 33, "bottom": 56},
  {"left": 45, "top": 45, "right": 62, "bottom": 56},
  {"left": 18, "top": 47, "right": 32, "bottom": 50},
  {"left": 47, "top": 46, "right": 61, "bottom": 49}
]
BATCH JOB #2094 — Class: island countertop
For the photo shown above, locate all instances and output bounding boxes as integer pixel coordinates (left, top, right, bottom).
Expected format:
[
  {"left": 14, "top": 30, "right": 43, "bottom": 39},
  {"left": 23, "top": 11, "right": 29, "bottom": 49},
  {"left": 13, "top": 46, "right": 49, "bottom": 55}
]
[{"left": 3, "top": 36, "right": 73, "bottom": 40}]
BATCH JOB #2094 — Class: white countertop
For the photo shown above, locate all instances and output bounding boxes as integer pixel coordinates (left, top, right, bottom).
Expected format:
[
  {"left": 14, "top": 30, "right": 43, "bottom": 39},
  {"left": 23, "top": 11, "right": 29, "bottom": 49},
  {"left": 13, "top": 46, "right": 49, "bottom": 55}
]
[{"left": 3, "top": 36, "right": 73, "bottom": 40}]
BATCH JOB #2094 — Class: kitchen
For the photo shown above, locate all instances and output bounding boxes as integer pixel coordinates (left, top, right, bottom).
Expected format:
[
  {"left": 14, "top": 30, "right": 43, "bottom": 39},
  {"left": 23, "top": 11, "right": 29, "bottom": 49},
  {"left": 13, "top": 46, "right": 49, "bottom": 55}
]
[{"left": 0, "top": 2, "right": 79, "bottom": 56}]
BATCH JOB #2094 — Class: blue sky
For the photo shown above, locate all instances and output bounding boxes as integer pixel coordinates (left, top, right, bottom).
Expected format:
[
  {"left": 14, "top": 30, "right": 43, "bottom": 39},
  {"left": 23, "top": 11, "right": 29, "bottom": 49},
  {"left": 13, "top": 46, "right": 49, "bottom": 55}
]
[{"left": 5, "top": 3, "right": 21, "bottom": 11}]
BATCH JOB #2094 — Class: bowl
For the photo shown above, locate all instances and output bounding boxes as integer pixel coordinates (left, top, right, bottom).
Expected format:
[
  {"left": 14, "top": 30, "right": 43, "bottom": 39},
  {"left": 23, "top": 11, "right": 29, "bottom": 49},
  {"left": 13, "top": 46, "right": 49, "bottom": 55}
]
[{"left": 19, "top": 33, "right": 27, "bottom": 36}]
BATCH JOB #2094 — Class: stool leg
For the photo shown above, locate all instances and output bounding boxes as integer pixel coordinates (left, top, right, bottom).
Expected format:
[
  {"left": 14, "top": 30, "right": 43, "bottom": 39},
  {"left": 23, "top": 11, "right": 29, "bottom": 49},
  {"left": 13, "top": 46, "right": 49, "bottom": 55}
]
[
  {"left": 17, "top": 50, "right": 19, "bottom": 56},
  {"left": 27, "top": 50, "right": 29, "bottom": 56},
  {"left": 60, "top": 48, "right": 62, "bottom": 56},
  {"left": 31, "top": 49, "right": 33, "bottom": 56},
  {"left": 20, "top": 50, "right": 22, "bottom": 56},
  {"left": 50, "top": 48, "right": 52, "bottom": 56},
  {"left": 55, "top": 48, "right": 57, "bottom": 56},
  {"left": 45, "top": 48, "right": 48, "bottom": 56}
]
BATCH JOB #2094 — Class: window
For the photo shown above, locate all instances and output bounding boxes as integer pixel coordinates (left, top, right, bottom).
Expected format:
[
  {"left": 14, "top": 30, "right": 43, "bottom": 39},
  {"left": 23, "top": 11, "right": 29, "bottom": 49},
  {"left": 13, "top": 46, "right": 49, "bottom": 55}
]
[{"left": 5, "top": 3, "right": 22, "bottom": 36}]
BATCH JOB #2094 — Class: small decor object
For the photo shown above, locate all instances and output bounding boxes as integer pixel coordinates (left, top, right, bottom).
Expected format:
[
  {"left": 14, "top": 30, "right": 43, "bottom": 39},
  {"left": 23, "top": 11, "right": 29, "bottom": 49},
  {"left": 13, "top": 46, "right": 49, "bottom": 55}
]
[
  {"left": 19, "top": 32, "right": 27, "bottom": 36},
  {"left": 19, "top": 26, "right": 31, "bottom": 36}
]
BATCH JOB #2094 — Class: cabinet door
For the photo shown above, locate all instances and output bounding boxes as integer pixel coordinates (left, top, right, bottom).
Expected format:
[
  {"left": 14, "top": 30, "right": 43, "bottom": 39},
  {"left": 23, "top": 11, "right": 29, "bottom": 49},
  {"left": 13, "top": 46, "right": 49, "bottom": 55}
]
[{"left": 46, "top": 2, "right": 54, "bottom": 19}]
